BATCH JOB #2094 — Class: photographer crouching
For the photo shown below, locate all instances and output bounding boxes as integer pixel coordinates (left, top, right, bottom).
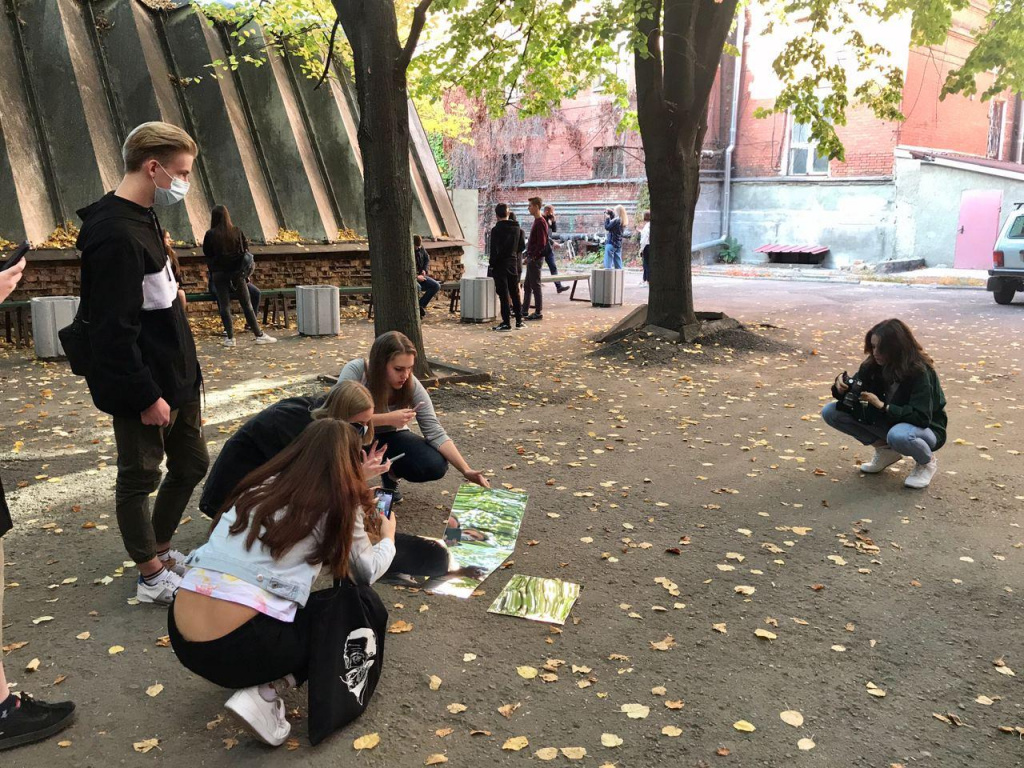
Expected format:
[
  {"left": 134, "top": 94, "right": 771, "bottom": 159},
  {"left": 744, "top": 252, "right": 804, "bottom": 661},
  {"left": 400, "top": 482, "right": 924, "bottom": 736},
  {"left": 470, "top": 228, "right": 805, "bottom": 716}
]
[{"left": 822, "top": 319, "right": 947, "bottom": 489}]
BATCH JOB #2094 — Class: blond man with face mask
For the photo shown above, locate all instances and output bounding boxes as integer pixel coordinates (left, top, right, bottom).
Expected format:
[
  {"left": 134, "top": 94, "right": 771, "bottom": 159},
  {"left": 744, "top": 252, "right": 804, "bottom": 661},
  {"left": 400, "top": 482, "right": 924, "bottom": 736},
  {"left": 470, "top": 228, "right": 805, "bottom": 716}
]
[{"left": 76, "top": 122, "right": 209, "bottom": 604}]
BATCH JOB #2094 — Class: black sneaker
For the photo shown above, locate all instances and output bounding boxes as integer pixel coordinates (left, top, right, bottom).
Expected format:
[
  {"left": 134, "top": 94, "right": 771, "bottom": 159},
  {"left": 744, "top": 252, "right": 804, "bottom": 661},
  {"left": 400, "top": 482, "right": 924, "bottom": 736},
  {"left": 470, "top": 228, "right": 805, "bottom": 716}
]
[
  {"left": 0, "top": 694, "right": 76, "bottom": 751},
  {"left": 556, "top": 285, "right": 569, "bottom": 293},
  {"left": 524, "top": 313, "right": 543, "bottom": 321},
  {"left": 381, "top": 473, "right": 403, "bottom": 503},
  {"left": 515, "top": 319, "right": 524, "bottom": 329},
  {"left": 492, "top": 323, "right": 512, "bottom": 332}
]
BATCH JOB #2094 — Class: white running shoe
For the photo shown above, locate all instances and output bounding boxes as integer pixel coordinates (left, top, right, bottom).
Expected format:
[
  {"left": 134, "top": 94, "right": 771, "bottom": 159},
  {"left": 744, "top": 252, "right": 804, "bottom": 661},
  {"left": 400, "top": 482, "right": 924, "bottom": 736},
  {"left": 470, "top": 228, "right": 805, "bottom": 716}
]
[
  {"left": 225, "top": 687, "right": 291, "bottom": 747},
  {"left": 159, "top": 548, "right": 189, "bottom": 576},
  {"left": 904, "top": 457, "right": 939, "bottom": 489},
  {"left": 222, "top": 338, "right": 236, "bottom": 347},
  {"left": 859, "top": 446, "right": 903, "bottom": 474},
  {"left": 136, "top": 568, "right": 182, "bottom": 605},
  {"left": 254, "top": 333, "right": 278, "bottom": 344}
]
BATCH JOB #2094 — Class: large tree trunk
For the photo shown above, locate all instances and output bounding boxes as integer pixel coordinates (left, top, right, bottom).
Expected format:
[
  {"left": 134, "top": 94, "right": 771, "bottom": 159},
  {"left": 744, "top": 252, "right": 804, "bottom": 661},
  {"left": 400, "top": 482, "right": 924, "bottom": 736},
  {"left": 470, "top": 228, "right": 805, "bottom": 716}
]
[
  {"left": 634, "top": 0, "right": 737, "bottom": 336},
  {"left": 334, "top": 0, "right": 431, "bottom": 377}
]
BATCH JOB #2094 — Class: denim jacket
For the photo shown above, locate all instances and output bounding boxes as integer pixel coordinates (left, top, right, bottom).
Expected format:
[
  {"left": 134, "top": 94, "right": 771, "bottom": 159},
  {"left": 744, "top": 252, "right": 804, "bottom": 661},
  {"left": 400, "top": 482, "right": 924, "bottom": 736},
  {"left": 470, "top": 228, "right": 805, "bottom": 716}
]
[{"left": 184, "top": 506, "right": 396, "bottom": 607}]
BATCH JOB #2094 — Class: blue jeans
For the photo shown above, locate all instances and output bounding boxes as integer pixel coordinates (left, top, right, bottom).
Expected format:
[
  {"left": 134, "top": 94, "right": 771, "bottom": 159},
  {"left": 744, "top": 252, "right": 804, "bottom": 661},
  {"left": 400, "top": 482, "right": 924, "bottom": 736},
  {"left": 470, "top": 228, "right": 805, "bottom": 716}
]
[
  {"left": 604, "top": 242, "right": 623, "bottom": 269},
  {"left": 544, "top": 250, "right": 564, "bottom": 290},
  {"left": 822, "top": 401, "right": 936, "bottom": 465},
  {"left": 418, "top": 276, "right": 440, "bottom": 310}
]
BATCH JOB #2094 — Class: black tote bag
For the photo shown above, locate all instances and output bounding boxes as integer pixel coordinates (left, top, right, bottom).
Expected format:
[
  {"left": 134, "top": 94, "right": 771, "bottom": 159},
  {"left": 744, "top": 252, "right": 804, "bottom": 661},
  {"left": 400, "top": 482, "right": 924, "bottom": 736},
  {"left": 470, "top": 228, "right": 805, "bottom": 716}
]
[{"left": 306, "top": 580, "right": 388, "bottom": 746}]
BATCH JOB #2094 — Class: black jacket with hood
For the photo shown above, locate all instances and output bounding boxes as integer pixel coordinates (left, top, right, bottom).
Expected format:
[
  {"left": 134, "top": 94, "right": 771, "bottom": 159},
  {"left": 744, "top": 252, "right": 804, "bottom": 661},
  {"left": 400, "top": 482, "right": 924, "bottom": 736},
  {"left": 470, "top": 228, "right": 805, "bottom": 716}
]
[
  {"left": 76, "top": 193, "right": 201, "bottom": 418},
  {"left": 488, "top": 218, "right": 526, "bottom": 269}
]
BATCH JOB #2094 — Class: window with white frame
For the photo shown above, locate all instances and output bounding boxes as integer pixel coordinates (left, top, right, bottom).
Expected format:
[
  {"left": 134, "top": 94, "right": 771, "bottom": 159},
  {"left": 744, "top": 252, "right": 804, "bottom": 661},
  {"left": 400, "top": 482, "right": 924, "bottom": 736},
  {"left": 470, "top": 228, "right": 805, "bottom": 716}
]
[{"left": 788, "top": 121, "right": 829, "bottom": 176}]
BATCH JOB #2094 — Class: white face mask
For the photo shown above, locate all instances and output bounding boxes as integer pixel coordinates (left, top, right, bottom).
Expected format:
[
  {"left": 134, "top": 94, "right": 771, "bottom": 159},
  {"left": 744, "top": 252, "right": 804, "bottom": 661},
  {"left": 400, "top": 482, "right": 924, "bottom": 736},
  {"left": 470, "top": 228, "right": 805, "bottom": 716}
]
[{"left": 153, "top": 163, "right": 190, "bottom": 206}]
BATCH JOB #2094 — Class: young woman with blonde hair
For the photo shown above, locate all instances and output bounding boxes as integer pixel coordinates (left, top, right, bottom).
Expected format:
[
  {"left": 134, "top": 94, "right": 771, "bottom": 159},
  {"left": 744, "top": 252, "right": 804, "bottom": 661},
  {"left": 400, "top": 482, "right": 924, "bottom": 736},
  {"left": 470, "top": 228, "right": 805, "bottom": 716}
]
[{"left": 603, "top": 204, "right": 629, "bottom": 269}]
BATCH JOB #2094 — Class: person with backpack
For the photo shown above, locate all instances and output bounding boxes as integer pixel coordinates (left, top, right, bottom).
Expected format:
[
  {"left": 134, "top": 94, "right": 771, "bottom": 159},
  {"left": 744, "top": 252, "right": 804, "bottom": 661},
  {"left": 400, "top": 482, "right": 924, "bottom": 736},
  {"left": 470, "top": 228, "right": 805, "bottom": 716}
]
[
  {"left": 75, "top": 121, "right": 210, "bottom": 605},
  {"left": 170, "top": 419, "right": 391, "bottom": 746},
  {"left": 0, "top": 254, "right": 77, "bottom": 751},
  {"left": 203, "top": 205, "right": 275, "bottom": 347},
  {"left": 522, "top": 196, "right": 550, "bottom": 321}
]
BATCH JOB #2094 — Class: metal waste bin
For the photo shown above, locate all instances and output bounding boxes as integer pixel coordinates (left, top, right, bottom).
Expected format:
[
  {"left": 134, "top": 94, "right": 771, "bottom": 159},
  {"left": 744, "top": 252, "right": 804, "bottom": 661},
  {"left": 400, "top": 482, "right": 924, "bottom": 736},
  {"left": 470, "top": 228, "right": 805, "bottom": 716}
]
[
  {"left": 460, "top": 277, "right": 496, "bottom": 323},
  {"left": 31, "top": 296, "right": 80, "bottom": 359},
  {"left": 295, "top": 285, "right": 340, "bottom": 336},
  {"left": 591, "top": 268, "right": 624, "bottom": 307}
]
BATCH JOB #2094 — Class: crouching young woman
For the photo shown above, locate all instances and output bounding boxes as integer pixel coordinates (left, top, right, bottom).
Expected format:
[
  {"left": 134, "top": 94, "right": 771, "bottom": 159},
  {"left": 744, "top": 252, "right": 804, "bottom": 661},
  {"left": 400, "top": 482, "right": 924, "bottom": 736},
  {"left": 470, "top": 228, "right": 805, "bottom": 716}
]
[
  {"left": 822, "top": 318, "right": 948, "bottom": 489},
  {"left": 169, "top": 419, "right": 395, "bottom": 746}
]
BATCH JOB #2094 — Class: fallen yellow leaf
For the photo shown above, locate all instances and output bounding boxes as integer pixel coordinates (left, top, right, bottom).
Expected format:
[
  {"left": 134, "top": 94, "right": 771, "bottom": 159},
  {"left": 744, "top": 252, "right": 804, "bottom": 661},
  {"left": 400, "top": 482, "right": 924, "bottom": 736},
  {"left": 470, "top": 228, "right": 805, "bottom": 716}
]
[
  {"left": 535, "top": 747, "right": 560, "bottom": 760},
  {"left": 133, "top": 738, "right": 160, "bottom": 753},
  {"left": 108, "top": 645, "right": 125, "bottom": 655},
  {"left": 428, "top": 675, "right": 442, "bottom": 691},
  {"left": 798, "top": 737, "right": 816, "bottom": 750},
  {"left": 353, "top": 733, "right": 380, "bottom": 750},
  {"left": 146, "top": 683, "right": 164, "bottom": 698},
  {"left": 561, "top": 747, "right": 587, "bottom": 759},
  {"left": 425, "top": 754, "right": 448, "bottom": 765},
  {"left": 446, "top": 703, "right": 467, "bottom": 714},
  {"left": 601, "top": 733, "right": 623, "bottom": 747},
  {"left": 780, "top": 710, "right": 803, "bottom": 727},
  {"left": 754, "top": 628, "right": 777, "bottom": 640},
  {"left": 662, "top": 726, "right": 683, "bottom": 737},
  {"left": 620, "top": 703, "right": 650, "bottom": 719},
  {"left": 388, "top": 620, "right": 414, "bottom": 634},
  {"left": 733, "top": 720, "right": 756, "bottom": 732},
  {"left": 517, "top": 665, "right": 539, "bottom": 679},
  {"left": 502, "top": 736, "right": 529, "bottom": 751}
]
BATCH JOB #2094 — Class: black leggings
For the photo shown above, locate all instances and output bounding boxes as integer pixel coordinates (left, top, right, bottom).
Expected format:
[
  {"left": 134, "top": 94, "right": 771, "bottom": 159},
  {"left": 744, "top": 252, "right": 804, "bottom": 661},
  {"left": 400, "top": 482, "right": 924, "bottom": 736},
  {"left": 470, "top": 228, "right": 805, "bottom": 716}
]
[
  {"left": 168, "top": 603, "right": 311, "bottom": 689},
  {"left": 377, "top": 430, "right": 448, "bottom": 483},
  {"left": 211, "top": 270, "right": 261, "bottom": 339}
]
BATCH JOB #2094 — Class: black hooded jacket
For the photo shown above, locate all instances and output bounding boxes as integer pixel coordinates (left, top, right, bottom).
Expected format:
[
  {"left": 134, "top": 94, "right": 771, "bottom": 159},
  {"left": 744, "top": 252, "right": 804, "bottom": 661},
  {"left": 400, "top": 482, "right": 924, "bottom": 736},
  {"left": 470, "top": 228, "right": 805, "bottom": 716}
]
[
  {"left": 489, "top": 218, "right": 526, "bottom": 268},
  {"left": 76, "top": 193, "right": 201, "bottom": 417}
]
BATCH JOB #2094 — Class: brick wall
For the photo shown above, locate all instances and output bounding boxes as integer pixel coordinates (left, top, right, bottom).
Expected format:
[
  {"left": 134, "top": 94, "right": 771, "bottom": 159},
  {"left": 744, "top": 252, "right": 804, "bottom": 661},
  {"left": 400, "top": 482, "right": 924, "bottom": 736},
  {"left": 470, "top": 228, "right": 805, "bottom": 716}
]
[{"left": 7, "top": 244, "right": 465, "bottom": 311}]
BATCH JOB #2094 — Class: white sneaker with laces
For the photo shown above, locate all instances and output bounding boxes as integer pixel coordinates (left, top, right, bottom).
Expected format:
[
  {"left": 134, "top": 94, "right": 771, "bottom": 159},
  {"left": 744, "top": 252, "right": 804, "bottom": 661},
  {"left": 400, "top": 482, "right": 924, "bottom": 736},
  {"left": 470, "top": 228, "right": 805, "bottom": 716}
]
[
  {"left": 222, "top": 338, "right": 236, "bottom": 348},
  {"left": 904, "top": 457, "right": 939, "bottom": 489},
  {"left": 859, "top": 446, "right": 903, "bottom": 474},
  {"left": 160, "top": 548, "right": 189, "bottom": 576},
  {"left": 225, "top": 687, "right": 291, "bottom": 746},
  {"left": 255, "top": 333, "right": 277, "bottom": 344},
  {"left": 136, "top": 568, "right": 182, "bottom": 605}
]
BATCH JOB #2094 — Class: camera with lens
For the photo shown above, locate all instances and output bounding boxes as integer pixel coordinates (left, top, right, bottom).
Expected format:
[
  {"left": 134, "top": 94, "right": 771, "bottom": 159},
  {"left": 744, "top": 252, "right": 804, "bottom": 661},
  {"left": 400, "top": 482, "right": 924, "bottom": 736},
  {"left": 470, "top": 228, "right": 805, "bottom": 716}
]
[{"left": 835, "top": 372, "right": 868, "bottom": 415}]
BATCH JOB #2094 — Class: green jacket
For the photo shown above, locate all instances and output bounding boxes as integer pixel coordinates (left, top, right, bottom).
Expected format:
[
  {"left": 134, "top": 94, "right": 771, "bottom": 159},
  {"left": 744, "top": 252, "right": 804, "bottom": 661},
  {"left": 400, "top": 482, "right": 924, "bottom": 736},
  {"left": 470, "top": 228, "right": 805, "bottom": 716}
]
[{"left": 835, "top": 362, "right": 948, "bottom": 450}]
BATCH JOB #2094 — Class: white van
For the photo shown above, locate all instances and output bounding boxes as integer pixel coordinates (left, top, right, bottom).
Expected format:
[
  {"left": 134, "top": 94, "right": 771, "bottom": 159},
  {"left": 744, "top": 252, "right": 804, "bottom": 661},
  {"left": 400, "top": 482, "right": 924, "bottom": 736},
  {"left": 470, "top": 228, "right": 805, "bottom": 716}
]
[{"left": 988, "top": 205, "right": 1024, "bottom": 305}]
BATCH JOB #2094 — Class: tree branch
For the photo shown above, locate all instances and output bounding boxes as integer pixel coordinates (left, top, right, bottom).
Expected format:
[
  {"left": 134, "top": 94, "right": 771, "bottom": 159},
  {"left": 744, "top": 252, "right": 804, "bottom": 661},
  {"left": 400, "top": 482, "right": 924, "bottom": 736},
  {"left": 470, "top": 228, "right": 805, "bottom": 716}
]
[
  {"left": 634, "top": 0, "right": 667, "bottom": 142},
  {"left": 314, "top": 18, "right": 341, "bottom": 90},
  {"left": 663, "top": 0, "right": 699, "bottom": 114},
  {"left": 398, "top": 0, "right": 435, "bottom": 72},
  {"left": 691, "top": 0, "right": 740, "bottom": 110},
  {"left": 504, "top": 18, "right": 535, "bottom": 108}
]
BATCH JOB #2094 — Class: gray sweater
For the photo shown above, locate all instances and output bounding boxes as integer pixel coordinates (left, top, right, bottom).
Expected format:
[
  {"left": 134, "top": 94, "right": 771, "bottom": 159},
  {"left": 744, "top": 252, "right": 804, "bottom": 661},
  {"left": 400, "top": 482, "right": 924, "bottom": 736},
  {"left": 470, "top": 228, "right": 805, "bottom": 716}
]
[{"left": 338, "top": 358, "right": 451, "bottom": 449}]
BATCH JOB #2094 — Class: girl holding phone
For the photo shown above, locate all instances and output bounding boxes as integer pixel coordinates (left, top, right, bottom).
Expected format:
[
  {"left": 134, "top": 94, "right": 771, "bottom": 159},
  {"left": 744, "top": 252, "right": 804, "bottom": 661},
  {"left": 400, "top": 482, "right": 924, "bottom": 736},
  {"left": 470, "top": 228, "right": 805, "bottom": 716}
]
[{"left": 338, "top": 331, "right": 490, "bottom": 501}]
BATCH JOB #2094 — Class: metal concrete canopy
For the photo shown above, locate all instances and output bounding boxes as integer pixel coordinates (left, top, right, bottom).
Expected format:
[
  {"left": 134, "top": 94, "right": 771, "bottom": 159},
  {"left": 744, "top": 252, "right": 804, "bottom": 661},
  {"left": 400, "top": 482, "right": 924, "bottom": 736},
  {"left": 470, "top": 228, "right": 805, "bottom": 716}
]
[{"left": 0, "top": 0, "right": 462, "bottom": 246}]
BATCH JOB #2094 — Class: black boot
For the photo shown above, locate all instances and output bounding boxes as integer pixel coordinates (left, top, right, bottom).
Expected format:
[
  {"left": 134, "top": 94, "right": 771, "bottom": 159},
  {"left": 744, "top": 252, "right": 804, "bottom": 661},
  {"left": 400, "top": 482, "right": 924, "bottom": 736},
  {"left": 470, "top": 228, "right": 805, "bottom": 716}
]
[
  {"left": 381, "top": 472, "right": 403, "bottom": 503},
  {"left": 0, "top": 694, "right": 76, "bottom": 751}
]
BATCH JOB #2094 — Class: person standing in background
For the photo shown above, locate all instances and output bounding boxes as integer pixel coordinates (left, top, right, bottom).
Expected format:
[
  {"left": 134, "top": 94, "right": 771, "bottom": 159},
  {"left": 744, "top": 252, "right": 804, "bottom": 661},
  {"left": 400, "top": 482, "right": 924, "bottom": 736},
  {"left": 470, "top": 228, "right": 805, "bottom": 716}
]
[
  {"left": 522, "top": 197, "right": 549, "bottom": 321},
  {"left": 413, "top": 235, "right": 440, "bottom": 319},
  {"left": 0, "top": 253, "right": 77, "bottom": 751},
  {"left": 638, "top": 211, "right": 651, "bottom": 284},
  {"left": 603, "top": 205, "right": 628, "bottom": 269},
  {"left": 488, "top": 203, "right": 524, "bottom": 331},
  {"left": 541, "top": 205, "right": 567, "bottom": 293}
]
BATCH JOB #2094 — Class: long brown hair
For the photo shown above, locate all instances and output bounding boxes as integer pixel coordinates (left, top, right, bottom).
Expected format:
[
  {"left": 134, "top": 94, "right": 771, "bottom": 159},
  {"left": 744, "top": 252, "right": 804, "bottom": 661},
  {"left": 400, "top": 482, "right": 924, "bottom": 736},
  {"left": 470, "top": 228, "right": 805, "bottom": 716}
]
[
  {"left": 366, "top": 331, "right": 416, "bottom": 412},
  {"left": 219, "top": 419, "right": 373, "bottom": 579},
  {"left": 162, "top": 229, "right": 181, "bottom": 278},
  {"left": 863, "top": 318, "right": 934, "bottom": 383},
  {"left": 311, "top": 380, "right": 375, "bottom": 445},
  {"left": 207, "top": 204, "right": 243, "bottom": 256}
]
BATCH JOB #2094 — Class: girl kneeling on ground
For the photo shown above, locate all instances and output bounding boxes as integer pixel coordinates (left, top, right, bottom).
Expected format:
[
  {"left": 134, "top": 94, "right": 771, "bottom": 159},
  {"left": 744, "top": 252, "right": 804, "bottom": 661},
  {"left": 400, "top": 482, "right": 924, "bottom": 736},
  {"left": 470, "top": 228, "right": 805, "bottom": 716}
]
[
  {"left": 169, "top": 419, "right": 394, "bottom": 746},
  {"left": 822, "top": 318, "right": 947, "bottom": 489},
  {"left": 338, "top": 331, "right": 490, "bottom": 501}
]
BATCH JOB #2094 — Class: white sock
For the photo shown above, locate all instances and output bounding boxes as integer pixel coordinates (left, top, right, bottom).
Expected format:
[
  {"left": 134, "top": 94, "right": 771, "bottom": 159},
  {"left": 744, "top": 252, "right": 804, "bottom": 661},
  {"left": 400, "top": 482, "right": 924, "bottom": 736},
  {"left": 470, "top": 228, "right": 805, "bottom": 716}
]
[{"left": 258, "top": 675, "right": 296, "bottom": 702}]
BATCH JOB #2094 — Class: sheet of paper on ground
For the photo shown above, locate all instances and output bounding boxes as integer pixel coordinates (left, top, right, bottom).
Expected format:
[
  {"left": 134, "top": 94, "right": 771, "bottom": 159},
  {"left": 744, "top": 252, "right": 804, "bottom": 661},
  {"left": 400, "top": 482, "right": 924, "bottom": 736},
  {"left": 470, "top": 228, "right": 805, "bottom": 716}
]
[
  {"left": 429, "top": 484, "right": 528, "bottom": 598},
  {"left": 487, "top": 574, "right": 581, "bottom": 624}
]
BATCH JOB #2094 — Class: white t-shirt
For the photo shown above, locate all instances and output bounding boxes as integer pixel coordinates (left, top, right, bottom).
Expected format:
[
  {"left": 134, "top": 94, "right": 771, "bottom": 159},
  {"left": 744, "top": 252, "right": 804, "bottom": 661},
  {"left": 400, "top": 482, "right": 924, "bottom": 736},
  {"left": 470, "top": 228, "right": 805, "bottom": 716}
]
[{"left": 639, "top": 223, "right": 651, "bottom": 251}]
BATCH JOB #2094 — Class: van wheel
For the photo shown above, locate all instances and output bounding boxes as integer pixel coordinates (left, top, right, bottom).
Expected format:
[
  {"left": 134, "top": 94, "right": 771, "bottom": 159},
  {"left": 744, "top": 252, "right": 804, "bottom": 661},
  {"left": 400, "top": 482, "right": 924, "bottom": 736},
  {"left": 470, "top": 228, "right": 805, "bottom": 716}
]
[{"left": 994, "top": 285, "right": 1016, "bottom": 305}]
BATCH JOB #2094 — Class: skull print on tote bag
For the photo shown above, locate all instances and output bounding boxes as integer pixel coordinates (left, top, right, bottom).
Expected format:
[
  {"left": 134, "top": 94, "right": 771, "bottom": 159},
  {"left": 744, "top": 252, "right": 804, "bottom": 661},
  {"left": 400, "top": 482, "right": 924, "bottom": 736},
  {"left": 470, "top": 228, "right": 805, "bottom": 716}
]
[{"left": 306, "top": 580, "right": 389, "bottom": 745}]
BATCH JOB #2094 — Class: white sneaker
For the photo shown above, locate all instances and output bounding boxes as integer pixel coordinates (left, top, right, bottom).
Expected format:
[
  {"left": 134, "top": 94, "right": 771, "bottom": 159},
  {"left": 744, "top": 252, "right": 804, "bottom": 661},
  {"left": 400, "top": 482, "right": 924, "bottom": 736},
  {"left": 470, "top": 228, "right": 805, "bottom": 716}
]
[
  {"left": 222, "top": 338, "right": 236, "bottom": 347},
  {"left": 159, "top": 548, "right": 188, "bottom": 576},
  {"left": 905, "top": 457, "right": 939, "bottom": 489},
  {"left": 860, "top": 446, "right": 903, "bottom": 474},
  {"left": 225, "top": 687, "right": 291, "bottom": 746},
  {"left": 136, "top": 568, "right": 182, "bottom": 605},
  {"left": 254, "top": 333, "right": 277, "bottom": 344}
]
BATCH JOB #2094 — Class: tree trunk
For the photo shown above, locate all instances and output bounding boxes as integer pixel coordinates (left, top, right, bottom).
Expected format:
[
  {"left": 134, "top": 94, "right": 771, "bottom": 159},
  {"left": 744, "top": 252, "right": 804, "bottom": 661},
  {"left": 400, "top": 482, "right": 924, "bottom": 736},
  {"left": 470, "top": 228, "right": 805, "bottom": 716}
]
[{"left": 333, "top": 0, "right": 431, "bottom": 377}]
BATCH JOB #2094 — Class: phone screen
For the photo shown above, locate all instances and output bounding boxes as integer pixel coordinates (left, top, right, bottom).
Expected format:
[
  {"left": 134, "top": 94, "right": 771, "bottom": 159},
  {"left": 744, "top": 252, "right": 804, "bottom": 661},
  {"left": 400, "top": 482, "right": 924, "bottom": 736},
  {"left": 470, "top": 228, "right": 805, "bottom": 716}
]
[
  {"left": 1, "top": 242, "right": 30, "bottom": 273},
  {"left": 374, "top": 488, "right": 394, "bottom": 519}
]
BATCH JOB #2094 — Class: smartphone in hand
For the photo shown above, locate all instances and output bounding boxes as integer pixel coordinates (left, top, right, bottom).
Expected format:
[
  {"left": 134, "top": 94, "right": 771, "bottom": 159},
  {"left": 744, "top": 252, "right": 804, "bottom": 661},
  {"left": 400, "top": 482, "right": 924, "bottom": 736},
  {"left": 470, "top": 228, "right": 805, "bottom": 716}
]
[
  {"left": 374, "top": 488, "right": 394, "bottom": 519},
  {"left": 1, "top": 242, "right": 29, "bottom": 273}
]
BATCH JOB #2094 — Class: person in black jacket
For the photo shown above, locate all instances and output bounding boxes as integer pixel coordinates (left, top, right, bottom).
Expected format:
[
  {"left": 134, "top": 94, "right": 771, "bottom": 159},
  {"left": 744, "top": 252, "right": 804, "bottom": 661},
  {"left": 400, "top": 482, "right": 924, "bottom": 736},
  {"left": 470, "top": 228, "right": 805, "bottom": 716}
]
[
  {"left": 203, "top": 205, "right": 275, "bottom": 347},
  {"left": 76, "top": 121, "right": 210, "bottom": 605},
  {"left": 0, "top": 253, "right": 76, "bottom": 750},
  {"left": 822, "top": 318, "right": 948, "bottom": 489},
  {"left": 413, "top": 235, "right": 440, "bottom": 318},
  {"left": 488, "top": 203, "right": 525, "bottom": 330}
]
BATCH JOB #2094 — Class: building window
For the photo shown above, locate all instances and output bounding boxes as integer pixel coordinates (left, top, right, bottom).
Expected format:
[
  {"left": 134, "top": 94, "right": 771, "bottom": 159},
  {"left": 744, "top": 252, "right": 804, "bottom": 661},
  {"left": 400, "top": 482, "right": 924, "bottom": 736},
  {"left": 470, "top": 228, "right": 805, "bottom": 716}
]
[
  {"left": 788, "top": 121, "right": 829, "bottom": 176},
  {"left": 499, "top": 153, "right": 524, "bottom": 185},
  {"left": 593, "top": 146, "right": 625, "bottom": 179}
]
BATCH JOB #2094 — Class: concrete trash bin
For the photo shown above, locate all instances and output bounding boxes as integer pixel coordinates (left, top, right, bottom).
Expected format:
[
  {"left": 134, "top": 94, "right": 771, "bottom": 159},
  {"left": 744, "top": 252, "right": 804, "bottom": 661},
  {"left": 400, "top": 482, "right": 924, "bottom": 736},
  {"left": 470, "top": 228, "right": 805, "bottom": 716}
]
[
  {"left": 460, "top": 277, "right": 496, "bottom": 323},
  {"left": 31, "top": 296, "right": 80, "bottom": 359},
  {"left": 295, "top": 285, "right": 341, "bottom": 336},
  {"left": 591, "top": 268, "right": 624, "bottom": 307}
]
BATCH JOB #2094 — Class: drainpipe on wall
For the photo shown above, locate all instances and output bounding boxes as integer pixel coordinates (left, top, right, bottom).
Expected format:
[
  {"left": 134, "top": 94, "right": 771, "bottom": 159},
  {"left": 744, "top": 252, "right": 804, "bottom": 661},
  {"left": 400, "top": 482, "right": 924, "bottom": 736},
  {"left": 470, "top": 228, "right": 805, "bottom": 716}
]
[{"left": 692, "top": 8, "right": 745, "bottom": 252}]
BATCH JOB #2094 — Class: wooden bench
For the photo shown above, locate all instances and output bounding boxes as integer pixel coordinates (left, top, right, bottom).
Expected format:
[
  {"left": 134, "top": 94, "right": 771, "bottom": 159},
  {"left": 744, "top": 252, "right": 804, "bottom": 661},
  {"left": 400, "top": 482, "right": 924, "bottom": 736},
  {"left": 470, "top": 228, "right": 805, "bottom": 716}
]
[{"left": 184, "top": 288, "right": 297, "bottom": 328}]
